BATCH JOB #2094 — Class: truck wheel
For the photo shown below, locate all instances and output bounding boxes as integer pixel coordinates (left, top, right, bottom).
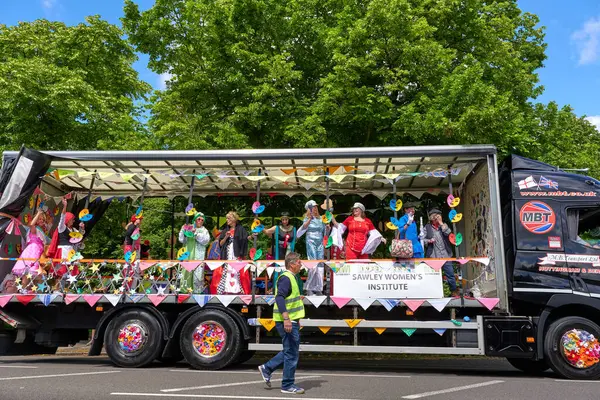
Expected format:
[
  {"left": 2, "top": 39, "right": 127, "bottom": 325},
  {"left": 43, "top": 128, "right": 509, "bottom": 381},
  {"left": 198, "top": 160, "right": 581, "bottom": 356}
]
[
  {"left": 544, "top": 316, "right": 600, "bottom": 380},
  {"left": 104, "top": 309, "right": 164, "bottom": 368},
  {"left": 506, "top": 358, "right": 549, "bottom": 375},
  {"left": 179, "top": 309, "right": 242, "bottom": 370}
]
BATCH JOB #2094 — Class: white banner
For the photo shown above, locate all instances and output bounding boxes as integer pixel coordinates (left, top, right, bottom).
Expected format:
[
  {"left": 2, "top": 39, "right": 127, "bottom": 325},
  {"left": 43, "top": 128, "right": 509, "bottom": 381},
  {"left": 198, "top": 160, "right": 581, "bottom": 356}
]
[
  {"left": 333, "top": 262, "right": 443, "bottom": 299},
  {"left": 539, "top": 253, "right": 600, "bottom": 267}
]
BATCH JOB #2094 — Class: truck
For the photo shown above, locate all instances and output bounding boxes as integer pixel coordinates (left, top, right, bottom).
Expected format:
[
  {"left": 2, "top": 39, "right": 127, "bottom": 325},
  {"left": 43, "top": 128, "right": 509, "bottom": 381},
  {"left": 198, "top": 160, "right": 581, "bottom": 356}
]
[{"left": 0, "top": 145, "right": 599, "bottom": 380}]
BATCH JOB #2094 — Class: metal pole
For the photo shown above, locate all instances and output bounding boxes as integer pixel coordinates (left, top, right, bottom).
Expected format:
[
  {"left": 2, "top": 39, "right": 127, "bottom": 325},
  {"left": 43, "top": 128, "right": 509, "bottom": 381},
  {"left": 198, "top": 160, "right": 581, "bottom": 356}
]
[
  {"left": 185, "top": 170, "right": 196, "bottom": 225},
  {"left": 251, "top": 169, "right": 262, "bottom": 299},
  {"left": 448, "top": 167, "right": 463, "bottom": 308},
  {"left": 325, "top": 170, "right": 331, "bottom": 296},
  {"left": 84, "top": 170, "right": 97, "bottom": 210},
  {"left": 170, "top": 198, "right": 175, "bottom": 260}
]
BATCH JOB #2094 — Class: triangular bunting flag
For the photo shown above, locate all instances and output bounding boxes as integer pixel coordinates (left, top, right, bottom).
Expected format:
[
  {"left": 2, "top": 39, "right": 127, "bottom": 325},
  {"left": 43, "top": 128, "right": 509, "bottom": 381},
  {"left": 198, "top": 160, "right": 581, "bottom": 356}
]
[
  {"left": 378, "top": 299, "right": 399, "bottom": 311},
  {"left": 457, "top": 258, "right": 470, "bottom": 265},
  {"left": 119, "top": 173, "right": 135, "bottom": 182},
  {"left": 193, "top": 295, "right": 211, "bottom": 307},
  {"left": 319, "top": 326, "right": 331, "bottom": 334},
  {"left": 39, "top": 294, "right": 52, "bottom": 306},
  {"left": 331, "top": 297, "right": 352, "bottom": 309},
  {"left": 83, "top": 294, "right": 102, "bottom": 307},
  {"left": 271, "top": 175, "right": 291, "bottom": 182},
  {"left": 374, "top": 327, "right": 387, "bottom": 335},
  {"left": 0, "top": 295, "right": 12, "bottom": 308},
  {"left": 344, "top": 319, "right": 363, "bottom": 329},
  {"left": 258, "top": 318, "right": 276, "bottom": 332},
  {"left": 216, "top": 295, "right": 236, "bottom": 307},
  {"left": 129, "top": 294, "right": 145, "bottom": 303},
  {"left": 244, "top": 175, "right": 267, "bottom": 181},
  {"left": 262, "top": 295, "right": 276, "bottom": 306},
  {"left": 238, "top": 295, "right": 253, "bottom": 305},
  {"left": 228, "top": 261, "right": 247, "bottom": 272},
  {"left": 472, "top": 257, "right": 490, "bottom": 266},
  {"left": 204, "top": 261, "right": 224, "bottom": 271},
  {"left": 50, "top": 293, "right": 62, "bottom": 303},
  {"left": 433, "top": 329, "right": 446, "bottom": 336},
  {"left": 420, "top": 259, "right": 446, "bottom": 271},
  {"left": 16, "top": 294, "right": 36, "bottom": 306},
  {"left": 403, "top": 299, "right": 425, "bottom": 312},
  {"left": 477, "top": 297, "right": 500, "bottom": 311},
  {"left": 179, "top": 262, "right": 201, "bottom": 272},
  {"left": 305, "top": 296, "right": 327, "bottom": 308},
  {"left": 147, "top": 294, "right": 166, "bottom": 306},
  {"left": 354, "top": 297, "right": 376, "bottom": 311},
  {"left": 327, "top": 174, "right": 346, "bottom": 183},
  {"left": 104, "top": 294, "right": 121, "bottom": 306},
  {"left": 427, "top": 298, "right": 451, "bottom": 312},
  {"left": 64, "top": 294, "right": 80, "bottom": 305},
  {"left": 177, "top": 294, "right": 191, "bottom": 304},
  {"left": 266, "top": 267, "right": 275, "bottom": 279},
  {"left": 302, "top": 260, "right": 320, "bottom": 269},
  {"left": 402, "top": 328, "right": 417, "bottom": 337},
  {"left": 139, "top": 261, "right": 157, "bottom": 271}
]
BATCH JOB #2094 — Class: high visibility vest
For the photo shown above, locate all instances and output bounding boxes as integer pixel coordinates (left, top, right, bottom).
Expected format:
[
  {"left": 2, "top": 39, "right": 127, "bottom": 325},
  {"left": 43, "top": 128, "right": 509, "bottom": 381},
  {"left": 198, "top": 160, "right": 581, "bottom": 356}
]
[{"left": 273, "top": 270, "right": 305, "bottom": 321}]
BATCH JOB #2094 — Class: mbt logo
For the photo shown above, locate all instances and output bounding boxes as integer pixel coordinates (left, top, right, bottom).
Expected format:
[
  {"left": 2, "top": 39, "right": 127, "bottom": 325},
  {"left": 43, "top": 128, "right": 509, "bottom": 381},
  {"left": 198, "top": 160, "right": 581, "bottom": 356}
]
[{"left": 519, "top": 201, "right": 556, "bottom": 234}]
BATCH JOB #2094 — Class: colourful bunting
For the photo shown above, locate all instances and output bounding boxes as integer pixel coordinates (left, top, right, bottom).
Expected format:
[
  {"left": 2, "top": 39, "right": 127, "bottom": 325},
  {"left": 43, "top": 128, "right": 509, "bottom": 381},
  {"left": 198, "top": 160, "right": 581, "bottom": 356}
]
[
  {"left": 319, "top": 327, "right": 331, "bottom": 334},
  {"left": 258, "top": 318, "right": 276, "bottom": 331}
]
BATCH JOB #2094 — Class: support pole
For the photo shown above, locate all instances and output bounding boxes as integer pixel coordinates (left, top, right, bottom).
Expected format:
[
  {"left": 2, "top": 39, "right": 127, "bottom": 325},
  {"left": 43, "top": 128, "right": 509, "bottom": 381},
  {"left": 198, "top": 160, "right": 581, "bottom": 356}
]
[
  {"left": 185, "top": 170, "right": 196, "bottom": 225},
  {"left": 251, "top": 169, "right": 262, "bottom": 299}
]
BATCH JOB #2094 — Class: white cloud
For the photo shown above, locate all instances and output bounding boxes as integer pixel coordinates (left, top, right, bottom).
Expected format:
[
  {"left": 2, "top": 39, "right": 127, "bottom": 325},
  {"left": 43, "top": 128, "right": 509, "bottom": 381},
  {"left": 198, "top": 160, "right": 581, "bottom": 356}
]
[
  {"left": 572, "top": 17, "right": 600, "bottom": 65},
  {"left": 586, "top": 116, "right": 600, "bottom": 131},
  {"left": 42, "top": 0, "right": 56, "bottom": 9},
  {"left": 158, "top": 72, "right": 173, "bottom": 90}
]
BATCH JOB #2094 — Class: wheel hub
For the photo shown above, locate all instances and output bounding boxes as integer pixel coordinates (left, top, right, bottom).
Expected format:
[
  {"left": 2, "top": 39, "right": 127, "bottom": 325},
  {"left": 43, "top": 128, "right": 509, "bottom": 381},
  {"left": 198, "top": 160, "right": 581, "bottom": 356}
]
[
  {"left": 561, "top": 328, "right": 600, "bottom": 369},
  {"left": 192, "top": 321, "right": 227, "bottom": 358},
  {"left": 117, "top": 322, "right": 147, "bottom": 354}
]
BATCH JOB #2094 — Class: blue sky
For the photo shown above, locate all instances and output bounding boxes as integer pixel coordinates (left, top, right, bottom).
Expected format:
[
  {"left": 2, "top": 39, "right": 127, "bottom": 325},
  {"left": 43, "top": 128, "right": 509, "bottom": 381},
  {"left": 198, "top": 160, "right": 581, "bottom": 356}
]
[{"left": 1, "top": 0, "right": 599, "bottom": 130}]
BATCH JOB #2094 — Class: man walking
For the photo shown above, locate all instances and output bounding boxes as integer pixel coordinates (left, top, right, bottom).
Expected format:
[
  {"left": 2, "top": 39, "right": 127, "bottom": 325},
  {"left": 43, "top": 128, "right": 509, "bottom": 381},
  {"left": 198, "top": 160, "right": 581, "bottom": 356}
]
[{"left": 258, "top": 252, "right": 305, "bottom": 394}]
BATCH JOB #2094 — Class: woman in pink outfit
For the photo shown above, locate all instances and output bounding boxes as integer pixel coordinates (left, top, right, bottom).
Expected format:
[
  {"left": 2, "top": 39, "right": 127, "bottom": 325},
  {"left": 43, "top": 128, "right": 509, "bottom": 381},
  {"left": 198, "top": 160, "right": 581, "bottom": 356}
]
[{"left": 12, "top": 209, "right": 50, "bottom": 288}]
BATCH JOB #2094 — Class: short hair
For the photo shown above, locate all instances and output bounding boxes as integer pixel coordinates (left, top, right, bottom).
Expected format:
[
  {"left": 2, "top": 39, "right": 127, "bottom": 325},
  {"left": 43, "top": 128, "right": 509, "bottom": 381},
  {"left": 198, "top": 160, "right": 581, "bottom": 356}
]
[
  {"left": 226, "top": 211, "right": 240, "bottom": 221},
  {"left": 285, "top": 252, "right": 301, "bottom": 269}
]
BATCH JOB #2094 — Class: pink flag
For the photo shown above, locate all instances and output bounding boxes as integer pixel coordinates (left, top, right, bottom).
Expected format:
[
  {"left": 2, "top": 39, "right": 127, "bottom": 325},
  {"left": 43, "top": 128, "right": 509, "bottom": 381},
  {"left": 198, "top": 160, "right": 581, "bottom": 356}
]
[
  {"left": 403, "top": 299, "right": 425, "bottom": 312},
  {"left": 228, "top": 261, "right": 247, "bottom": 272},
  {"left": 238, "top": 295, "right": 253, "bottom": 305},
  {"left": 147, "top": 294, "right": 166, "bottom": 306},
  {"left": 331, "top": 297, "right": 352, "bottom": 309},
  {"left": 302, "top": 260, "right": 320, "bottom": 269},
  {"left": 477, "top": 298, "right": 499, "bottom": 311},
  {"left": 0, "top": 295, "right": 12, "bottom": 308},
  {"left": 179, "top": 262, "right": 200, "bottom": 272},
  {"left": 83, "top": 294, "right": 102, "bottom": 307},
  {"left": 139, "top": 261, "right": 157, "bottom": 271},
  {"left": 422, "top": 259, "right": 446, "bottom": 271},
  {"left": 65, "top": 294, "right": 80, "bottom": 305},
  {"left": 456, "top": 258, "right": 470, "bottom": 265}
]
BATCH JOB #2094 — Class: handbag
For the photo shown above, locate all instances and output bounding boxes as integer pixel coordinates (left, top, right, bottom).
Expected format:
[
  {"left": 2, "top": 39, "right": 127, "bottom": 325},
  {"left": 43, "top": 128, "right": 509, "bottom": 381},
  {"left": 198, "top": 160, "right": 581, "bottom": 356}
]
[{"left": 390, "top": 239, "right": 413, "bottom": 258}]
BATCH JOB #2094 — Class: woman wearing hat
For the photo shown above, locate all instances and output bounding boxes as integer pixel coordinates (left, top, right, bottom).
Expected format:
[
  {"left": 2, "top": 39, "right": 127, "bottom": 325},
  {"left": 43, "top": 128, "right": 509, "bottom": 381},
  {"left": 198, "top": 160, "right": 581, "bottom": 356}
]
[
  {"left": 297, "top": 200, "right": 326, "bottom": 260},
  {"left": 178, "top": 211, "right": 211, "bottom": 292},
  {"left": 398, "top": 202, "right": 424, "bottom": 258},
  {"left": 332, "top": 202, "right": 384, "bottom": 259},
  {"left": 264, "top": 211, "right": 297, "bottom": 260}
]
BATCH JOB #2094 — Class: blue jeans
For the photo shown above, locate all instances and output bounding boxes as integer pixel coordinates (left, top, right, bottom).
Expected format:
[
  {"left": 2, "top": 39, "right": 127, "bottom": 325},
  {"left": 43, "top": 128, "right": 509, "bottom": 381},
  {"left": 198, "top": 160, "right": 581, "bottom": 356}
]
[
  {"left": 443, "top": 261, "right": 457, "bottom": 291},
  {"left": 263, "top": 322, "right": 300, "bottom": 389}
]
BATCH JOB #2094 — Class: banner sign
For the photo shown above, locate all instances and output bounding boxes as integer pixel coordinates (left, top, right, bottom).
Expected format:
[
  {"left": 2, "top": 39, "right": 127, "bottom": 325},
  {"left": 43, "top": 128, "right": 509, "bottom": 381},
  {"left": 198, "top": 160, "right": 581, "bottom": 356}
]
[{"left": 332, "top": 262, "right": 443, "bottom": 299}]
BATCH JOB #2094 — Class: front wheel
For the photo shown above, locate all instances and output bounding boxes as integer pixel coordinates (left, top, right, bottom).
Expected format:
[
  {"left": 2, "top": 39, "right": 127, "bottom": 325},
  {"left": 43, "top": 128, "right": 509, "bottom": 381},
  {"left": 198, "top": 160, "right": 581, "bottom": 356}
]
[
  {"left": 506, "top": 358, "right": 549, "bottom": 375},
  {"left": 544, "top": 316, "right": 600, "bottom": 380},
  {"left": 180, "top": 309, "right": 242, "bottom": 370},
  {"left": 104, "top": 309, "right": 164, "bottom": 368}
]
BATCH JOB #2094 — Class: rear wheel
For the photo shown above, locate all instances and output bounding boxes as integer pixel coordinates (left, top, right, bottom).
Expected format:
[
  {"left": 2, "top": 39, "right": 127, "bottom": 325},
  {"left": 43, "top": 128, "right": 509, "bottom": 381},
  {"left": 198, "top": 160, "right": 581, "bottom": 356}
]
[
  {"left": 544, "top": 316, "right": 600, "bottom": 380},
  {"left": 104, "top": 309, "right": 164, "bottom": 368},
  {"left": 180, "top": 309, "right": 242, "bottom": 370},
  {"left": 506, "top": 358, "right": 549, "bottom": 375}
]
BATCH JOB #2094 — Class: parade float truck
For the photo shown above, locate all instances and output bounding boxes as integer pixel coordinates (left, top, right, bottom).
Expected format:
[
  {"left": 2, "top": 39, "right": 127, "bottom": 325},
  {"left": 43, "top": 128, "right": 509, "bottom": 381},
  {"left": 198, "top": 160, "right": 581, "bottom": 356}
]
[{"left": 0, "top": 145, "right": 599, "bottom": 380}]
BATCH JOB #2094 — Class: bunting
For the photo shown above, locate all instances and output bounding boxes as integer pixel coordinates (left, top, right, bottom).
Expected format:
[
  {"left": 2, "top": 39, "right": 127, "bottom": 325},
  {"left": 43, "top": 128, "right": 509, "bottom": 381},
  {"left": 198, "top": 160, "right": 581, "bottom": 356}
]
[{"left": 258, "top": 318, "right": 276, "bottom": 331}]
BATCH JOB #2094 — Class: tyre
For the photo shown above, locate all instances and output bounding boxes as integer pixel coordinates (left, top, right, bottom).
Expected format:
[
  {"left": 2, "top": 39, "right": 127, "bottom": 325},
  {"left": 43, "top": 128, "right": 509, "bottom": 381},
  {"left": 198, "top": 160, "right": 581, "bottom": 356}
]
[
  {"left": 506, "top": 358, "right": 549, "bottom": 375},
  {"left": 104, "top": 309, "right": 164, "bottom": 368},
  {"left": 180, "top": 309, "right": 242, "bottom": 370},
  {"left": 544, "top": 316, "right": 600, "bottom": 380}
]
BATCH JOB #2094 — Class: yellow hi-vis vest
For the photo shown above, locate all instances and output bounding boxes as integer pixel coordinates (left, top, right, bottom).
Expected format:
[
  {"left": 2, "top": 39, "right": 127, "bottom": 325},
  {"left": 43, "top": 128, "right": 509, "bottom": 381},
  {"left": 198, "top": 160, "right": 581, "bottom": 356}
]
[{"left": 273, "top": 270, "right": 305, "bottom": 321}]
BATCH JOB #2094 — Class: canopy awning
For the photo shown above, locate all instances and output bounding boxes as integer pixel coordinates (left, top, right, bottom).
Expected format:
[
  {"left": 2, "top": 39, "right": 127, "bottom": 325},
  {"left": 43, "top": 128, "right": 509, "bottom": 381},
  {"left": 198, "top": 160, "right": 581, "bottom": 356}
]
[{"left": 1, "top": 145, "right": 496, "bottom": 198}]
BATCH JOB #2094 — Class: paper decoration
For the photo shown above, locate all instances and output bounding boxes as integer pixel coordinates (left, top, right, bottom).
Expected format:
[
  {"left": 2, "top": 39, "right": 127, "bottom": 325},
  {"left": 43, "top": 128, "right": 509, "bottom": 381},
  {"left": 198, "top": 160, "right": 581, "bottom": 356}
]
[
  {"left": 305, "top": 296, "right": 327, "bottom": 308},
  {"left": 177, "top": 248, "right": 189, "bottom": 261},
  {"left": 204, "top": 261, "right": 224, "bottom": 271},
  {"left": 447, "top": 195, "right": 460, "bottom": 208},
  {"left": 403, "top": 299, "right": 425, "bottom": 312},
  {"left": 402, "top": 328, "right": 417, "bottom": 337},
  {"left": 238, "top": 295, "right": 253, "bottom": 305},
  {"left": 374, "top": 328, "right": 387, "bottom": 335},
  {"left": 15, "top": 294, "right": 35, "bottom": 306},
  {"left": 104, "top": 294, "right": 122, "bottom": 306},
  {"left": 249, "top": 248, "right": 256, "bottom": 260},
  {"left": 427, "top": 298, "right": 451, "bottom": 312},
  {"left": 354, "top": 297, "right": 376, "bottom": 310},
  {"left": 389, "top": 199, "right": 402, "bottom": 211},
  {"left": 378, "top": 299, "right": 399, "bottom": 311},
  {"left": 139, "top": 261, "right": 156, "bottom": 271},
  {"left": 83, "top": 294, "right": 102, "bottom": 307},
  {"left": 216, "top": 295, "right": 236, "bottom": 307},
  {"left": 252, "top": 249, "right": 263, "bottom": 261},
  {"left": 451, "top": 213, "right": 463, "bottom": 223},
  {"left": 434, "top": 329, "right": 446, "bottom": 336},
  {"left": 324, "top": 236, "right": 333, "bottom": 249},
  {"left": 262, "top": 295, "right": 276, "bottom": 306},
  {"left": 448, "top": 209, "right": 457, "bottom": 221},
  {"left": 319, "top": 327, "right": 331, "bottom": 334},
  {"left": 418, "top": 260, "right": 446, "bottom": 272},
  {"left": 252, "top": 224, "right": 265, "bottom": 234},
  {"left": 449, "top": 233, "right": 463, "bottom": 246},
  {"left": 39, "top": 294, "right": 52, "bottom": 306},
  {"left": 193, "top": 295, "right": 211, "bottom": 307},
  {"left": 252, "top": 202, "right": 265, "bottom": 214},
  {"left": 258, "top": 318, "right": 276, "bottom": 332},
  {"left": 386, "top": 222, "right": 398, "bottom": 230},
  {"left": 125, "top": 251, "right": 137, "bottom": 264},
  {"left": 131, "top": 228, "right": 140, "bottom": 240},
  {"left": 344, "top": 319, "right": 363, "bottom": 329},
  {"left": 228, "top": 261, "right": 248, "bottom": 272},
  {"left": 78, "top": 209, "right": 93, "bottom": 222},
  {"left": 64, "top": 294, "right": 80, "bottom": 305},
  {"left": 0, "top": 295, "right": 12, "bottom": 308},
  {"left": 147, "top": 294, "right": 166, "bottom": 306},
  {"left": 331, "top": 297, "right": 352, "bottom": 309},
  {"left": 129, "top": 294, "right": 145, "bottom": 303},
  {"left": 5, "top": 219, "right": 21, "bottom": 236},
  {"left": 477, "top": 297, "right": 500, "bottom": 311},
  {"left": 69, "top": 231, "right": 83, "bottom": 244}
]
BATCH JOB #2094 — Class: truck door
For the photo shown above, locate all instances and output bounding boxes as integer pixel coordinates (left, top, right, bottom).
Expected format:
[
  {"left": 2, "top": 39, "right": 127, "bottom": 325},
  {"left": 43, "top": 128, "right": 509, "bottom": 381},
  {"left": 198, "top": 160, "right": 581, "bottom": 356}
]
[{"left": 563, "top": 205, "right": 600, "bottom": 296}]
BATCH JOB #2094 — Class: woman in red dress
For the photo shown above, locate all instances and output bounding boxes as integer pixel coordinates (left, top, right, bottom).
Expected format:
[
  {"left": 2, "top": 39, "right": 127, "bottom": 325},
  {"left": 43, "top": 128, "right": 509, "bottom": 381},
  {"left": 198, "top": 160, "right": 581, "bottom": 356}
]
[{"left": 332, "top": 203, "right": 384, "bottom": 259}]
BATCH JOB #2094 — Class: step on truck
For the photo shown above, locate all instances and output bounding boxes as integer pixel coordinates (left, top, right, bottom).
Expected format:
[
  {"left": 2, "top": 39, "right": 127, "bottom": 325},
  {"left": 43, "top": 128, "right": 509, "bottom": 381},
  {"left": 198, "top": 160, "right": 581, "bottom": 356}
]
[{"left": 0, "top": 145, "right": 599, "bottom": 379}]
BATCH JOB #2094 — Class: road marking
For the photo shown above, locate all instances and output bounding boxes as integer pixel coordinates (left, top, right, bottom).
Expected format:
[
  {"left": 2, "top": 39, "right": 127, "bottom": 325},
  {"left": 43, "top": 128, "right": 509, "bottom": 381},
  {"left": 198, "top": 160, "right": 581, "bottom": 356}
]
[
  {"left": 0, "top": 371, "right": 118, "bottom": 381},
  {"left": 402, "top": 380, "right": 505, "bottom": 399},
  {"left": 554, "top": 379, "right": 600, "bottom": 383},
  {"left": 112, "top": 393, "right": 360, "bottom": 400},
  {"left": 161, "top": 375, "right": 321, "bottom": 392},
  {"left": 169, "top": 369, "right": 410, "bottom": 378},
  {"left": 0, "top": 365, "right": 38, "bottom": 369}
]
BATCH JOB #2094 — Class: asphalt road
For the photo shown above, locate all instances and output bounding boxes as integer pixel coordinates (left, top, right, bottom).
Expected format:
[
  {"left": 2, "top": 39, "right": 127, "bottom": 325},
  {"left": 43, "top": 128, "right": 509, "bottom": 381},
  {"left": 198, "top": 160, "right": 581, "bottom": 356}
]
[{"left": 0, "top": 354, "right": 598, "bottom": 400}]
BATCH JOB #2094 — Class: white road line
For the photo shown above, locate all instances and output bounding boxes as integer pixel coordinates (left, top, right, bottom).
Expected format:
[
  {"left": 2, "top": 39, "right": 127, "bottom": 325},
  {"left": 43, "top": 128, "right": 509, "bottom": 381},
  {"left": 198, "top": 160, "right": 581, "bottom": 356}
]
[
  {"left": 0, "top": 365, "right": 38, "bottom": 369},
  {"left": 401, "top": 380, "right": 505, "bottom": 399},
  {"left": 112, "top": 393, "right": 360, "bottom": 400},
  {"left": 0, "top": 371, "right": 118, "bottom": 381},
  {"left": 169, "top": 369, "right": 411, "bottom": 378},
  {"left": 554, "top": 379, "right": 600, "bottom": 383},
  {"left": 161, "top": 375, "right": 321, "bottom": 392}
]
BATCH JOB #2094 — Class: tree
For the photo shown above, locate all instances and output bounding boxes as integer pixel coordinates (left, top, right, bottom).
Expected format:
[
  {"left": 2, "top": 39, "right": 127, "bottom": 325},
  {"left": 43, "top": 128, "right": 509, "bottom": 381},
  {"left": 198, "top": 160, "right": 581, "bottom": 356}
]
[{"left": 0, "top": 16, "right": 153, "bottom": 152}]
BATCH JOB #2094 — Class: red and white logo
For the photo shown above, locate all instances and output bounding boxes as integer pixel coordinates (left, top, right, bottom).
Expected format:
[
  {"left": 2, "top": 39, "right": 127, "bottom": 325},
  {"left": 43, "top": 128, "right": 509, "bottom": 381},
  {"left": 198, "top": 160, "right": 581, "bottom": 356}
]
[{"left": 519, "top": 201, "right": 556, "bottom": 234}]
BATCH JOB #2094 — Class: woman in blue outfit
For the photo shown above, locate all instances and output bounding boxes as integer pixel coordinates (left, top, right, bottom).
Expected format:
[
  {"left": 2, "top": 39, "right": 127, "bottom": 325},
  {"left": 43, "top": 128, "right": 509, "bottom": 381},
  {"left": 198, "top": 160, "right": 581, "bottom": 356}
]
[
  {"left": 298, "top": 200, "right": 325, "bottom": 260},
  {"left": 398, "top": 202, "right": 424, "bottom": 258}
]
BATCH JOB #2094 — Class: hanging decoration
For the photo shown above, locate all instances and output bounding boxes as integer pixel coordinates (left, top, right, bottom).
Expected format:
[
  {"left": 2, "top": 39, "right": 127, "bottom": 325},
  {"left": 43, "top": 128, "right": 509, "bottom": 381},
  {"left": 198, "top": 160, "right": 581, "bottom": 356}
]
[{"left": 78, "top": 209, "right": 93, "bottom": 222}]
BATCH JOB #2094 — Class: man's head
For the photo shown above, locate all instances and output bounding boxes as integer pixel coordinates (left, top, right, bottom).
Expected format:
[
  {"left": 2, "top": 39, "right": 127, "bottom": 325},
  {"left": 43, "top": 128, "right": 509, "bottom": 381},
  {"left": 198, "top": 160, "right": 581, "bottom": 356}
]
[{"left": 285, "top": 252, "right": 302, "bottom": 274}]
